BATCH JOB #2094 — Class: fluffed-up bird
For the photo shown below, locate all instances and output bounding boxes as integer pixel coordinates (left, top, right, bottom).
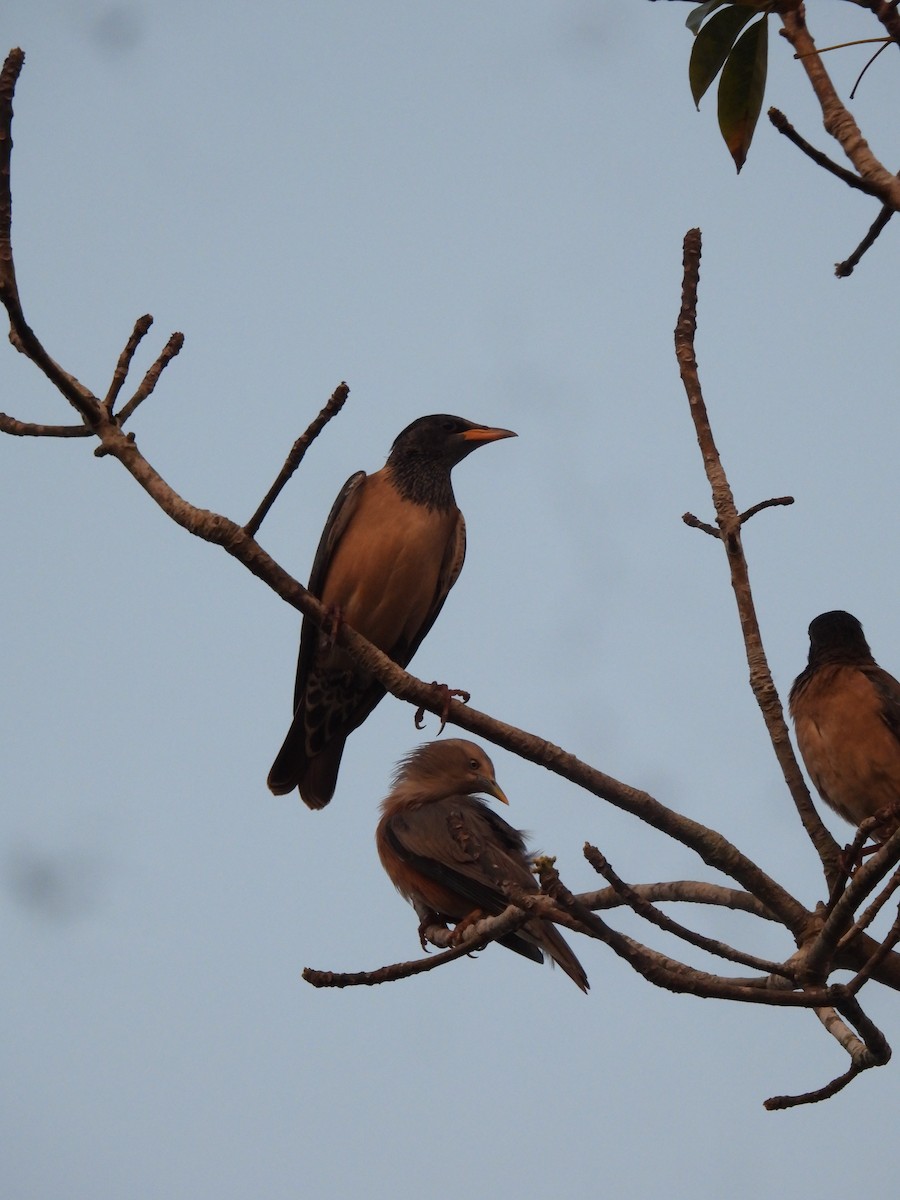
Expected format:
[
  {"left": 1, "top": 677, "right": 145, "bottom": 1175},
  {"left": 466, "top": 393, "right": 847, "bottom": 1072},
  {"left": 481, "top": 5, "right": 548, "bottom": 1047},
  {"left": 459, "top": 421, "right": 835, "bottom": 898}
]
[
  {"left": 267, "top": 415, "right": 516, "bottom": 808},
  {"left": 376, "top": 738, "right": 589, "bottom": 992},
  {"left": 790, "top": 610, "right": 900, "bottom": 832}
]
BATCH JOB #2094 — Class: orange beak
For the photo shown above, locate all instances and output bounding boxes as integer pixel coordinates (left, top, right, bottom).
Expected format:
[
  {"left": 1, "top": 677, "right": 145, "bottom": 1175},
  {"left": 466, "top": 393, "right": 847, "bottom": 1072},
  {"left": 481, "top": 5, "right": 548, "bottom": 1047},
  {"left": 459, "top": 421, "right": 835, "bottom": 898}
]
[{"left": 460, "top": 426, "right": 517, "bottom": 445}]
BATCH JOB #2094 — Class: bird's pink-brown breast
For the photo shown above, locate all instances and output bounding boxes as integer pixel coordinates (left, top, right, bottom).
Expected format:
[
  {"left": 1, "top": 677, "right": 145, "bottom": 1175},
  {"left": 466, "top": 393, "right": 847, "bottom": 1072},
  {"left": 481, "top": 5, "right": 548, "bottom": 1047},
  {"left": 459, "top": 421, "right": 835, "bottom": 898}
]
[
  {"left": 319, "top": 469, "right": 462, "bottom": 656},
  {"left": 791, "top": 664, "right": 900, "bottom": 826}
]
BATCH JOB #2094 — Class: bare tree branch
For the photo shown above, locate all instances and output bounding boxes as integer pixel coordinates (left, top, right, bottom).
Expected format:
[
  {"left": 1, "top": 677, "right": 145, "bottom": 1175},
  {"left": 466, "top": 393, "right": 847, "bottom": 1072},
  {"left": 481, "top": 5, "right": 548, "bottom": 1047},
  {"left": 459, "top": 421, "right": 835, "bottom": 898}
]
[
  {"left": 582, "top": 880, "right": 779, "bottom": 923},
  {"left": 768, "top": 106, "right": 885, "bottom": 196},
  {"left": 303, "top": 940, "right": 481, "bottom": 988},
  {"left": 304, "top": 905, "right": 536, "bottom": 989},
  {"left": 243, "top": 380, "right": 350, "bottom": 537},
  {"left": 779, "top": 8, "right": 900, "bottom": 209},
  {"left": 103, "top": 314, "right": 154, "bottom": 412},
  {"left": 0, "top": 413, "right": 91, "bottom": 437},
  {"left": 837, "top": 868, "right": 900, "bottom": 950},
  {"left": 835, "top": 202, "right": 895, "bottom": 276},
  {"left": 583, "top": 844, "right": 793, "bottom": 978},
  {"left": 674, "top": 228, "right": 842, "bottom": 883},
  {"left": 116, "top": 331, "right": 185, "bottom": 427}
]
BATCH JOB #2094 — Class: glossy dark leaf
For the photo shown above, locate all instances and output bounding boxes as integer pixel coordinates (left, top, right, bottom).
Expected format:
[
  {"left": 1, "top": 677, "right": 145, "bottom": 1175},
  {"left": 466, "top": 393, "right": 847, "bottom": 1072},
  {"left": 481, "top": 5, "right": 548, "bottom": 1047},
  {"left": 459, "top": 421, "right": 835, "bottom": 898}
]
[
  {"left": 689, "top": 5, "right": 759, "bottom": 108},
  {"left": 686, "top": 1, "right": 729, "bottom": 36},
  {"left": 718, "top": 17, "right": 768, "bottom": 172}
]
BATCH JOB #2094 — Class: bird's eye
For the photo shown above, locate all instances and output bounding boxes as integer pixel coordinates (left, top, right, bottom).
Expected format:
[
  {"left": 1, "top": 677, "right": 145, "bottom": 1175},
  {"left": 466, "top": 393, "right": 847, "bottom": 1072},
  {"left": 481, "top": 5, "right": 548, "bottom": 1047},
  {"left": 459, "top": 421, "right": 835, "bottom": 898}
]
[
  {"left": 442, "top": 419, "right": 459, "bottom": 432},
  {"left": 468, "top": 759, "right": 480, "bottom": 770}
]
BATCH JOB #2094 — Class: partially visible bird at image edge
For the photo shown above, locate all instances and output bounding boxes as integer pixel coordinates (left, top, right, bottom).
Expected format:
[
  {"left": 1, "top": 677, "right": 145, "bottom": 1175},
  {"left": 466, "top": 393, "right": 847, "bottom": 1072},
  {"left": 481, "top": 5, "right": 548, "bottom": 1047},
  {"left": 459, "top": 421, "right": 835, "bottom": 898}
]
[
  {"left": 376, "top": 738, "right": 589, "bottom": 992},
  {"left": 267, "top": 414, "right": 516, "bottom": 808},
  {"left": 790, "top": 609, "right": 900, "bottom": 832}
]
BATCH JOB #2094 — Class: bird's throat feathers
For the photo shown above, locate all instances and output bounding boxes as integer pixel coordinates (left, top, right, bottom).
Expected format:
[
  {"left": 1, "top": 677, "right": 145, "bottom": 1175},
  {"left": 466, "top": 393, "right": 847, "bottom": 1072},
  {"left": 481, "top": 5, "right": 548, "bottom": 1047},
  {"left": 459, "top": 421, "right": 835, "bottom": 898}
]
[{"left": 386, "top": 456, "right": 457, "bottom": 511}]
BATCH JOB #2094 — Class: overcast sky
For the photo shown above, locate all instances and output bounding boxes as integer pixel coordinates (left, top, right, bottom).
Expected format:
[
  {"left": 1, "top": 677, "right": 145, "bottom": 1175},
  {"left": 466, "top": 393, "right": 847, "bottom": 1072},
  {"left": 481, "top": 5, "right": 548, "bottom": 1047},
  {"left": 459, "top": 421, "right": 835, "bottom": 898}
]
[{"left": 4, "top": 4, "right": 900, "bottom": 1198}]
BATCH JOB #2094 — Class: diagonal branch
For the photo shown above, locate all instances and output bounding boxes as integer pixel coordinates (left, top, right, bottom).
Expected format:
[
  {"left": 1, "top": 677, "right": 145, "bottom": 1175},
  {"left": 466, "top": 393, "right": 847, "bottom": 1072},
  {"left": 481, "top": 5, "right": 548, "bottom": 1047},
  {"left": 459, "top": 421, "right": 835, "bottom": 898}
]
[
  {"left": 243, "top": 380, "right": 350, "bottom": 537},
  {"left": 768, "top": 106, "right": 885, "bottom": 197},
  {"left": 806, "top": 823, "right": 900, "bottom": 976},
  {"left": 835, "top": 202, "right": 895, "bottom": 277},
  {"left": 116, "top": 331, "right": 185, "bottom": 426},
  {"left": 675, "top": 227, "right": 841, "bottom": 883},
  {"left": 303, "top": 905, "right": 534, "bottom": 988},
  {"left": 583, "top": 844, "right": 793, "bottom": 978},
  {"left": 303, "top": 940, "right": 484, "bottom": 988}
]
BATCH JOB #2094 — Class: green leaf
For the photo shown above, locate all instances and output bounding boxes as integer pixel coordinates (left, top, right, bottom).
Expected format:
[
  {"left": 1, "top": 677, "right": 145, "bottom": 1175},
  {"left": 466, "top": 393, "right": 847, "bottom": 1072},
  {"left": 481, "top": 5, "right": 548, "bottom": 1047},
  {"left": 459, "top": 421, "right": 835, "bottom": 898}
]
[
  {"left": 686, "top": 2, "right": 729, "bottom": 35},
  {"left": 718, "top": 16, "right": 768, "bottom": 172},
  {"left": 689, "top": 5, "right": 759, "bottom": 108}
]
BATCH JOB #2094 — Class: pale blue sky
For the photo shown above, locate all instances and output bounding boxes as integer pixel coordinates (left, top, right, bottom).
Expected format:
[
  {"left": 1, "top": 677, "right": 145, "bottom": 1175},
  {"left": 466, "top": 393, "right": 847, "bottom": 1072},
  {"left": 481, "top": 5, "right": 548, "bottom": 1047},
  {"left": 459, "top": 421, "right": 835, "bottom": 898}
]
[{"left": 4, "top": 4, "right": 900, "bottom": 1198}]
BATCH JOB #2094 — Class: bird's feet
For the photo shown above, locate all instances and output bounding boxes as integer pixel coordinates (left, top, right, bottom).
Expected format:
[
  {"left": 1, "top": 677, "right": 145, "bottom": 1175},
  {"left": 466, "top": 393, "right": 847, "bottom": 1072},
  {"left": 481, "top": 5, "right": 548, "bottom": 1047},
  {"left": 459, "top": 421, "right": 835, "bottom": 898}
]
[
  {"left": 416, "top": 910, "right": 447, "bottom": 952},
  {"left": 449, "top": 908, "right": 486, "bottom": 950},
  {"left": 414, "top": 682, "right": 471, "bottom": 732}
]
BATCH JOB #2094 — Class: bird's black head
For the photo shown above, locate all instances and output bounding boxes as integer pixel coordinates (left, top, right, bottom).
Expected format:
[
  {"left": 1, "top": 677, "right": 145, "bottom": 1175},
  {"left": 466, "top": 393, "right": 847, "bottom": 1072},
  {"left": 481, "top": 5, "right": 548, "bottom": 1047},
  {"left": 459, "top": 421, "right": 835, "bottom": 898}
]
[
  {"left": 386, "top": 414, "right": 515, "bottom": 507},
  {"left": 390, "top": 414, "right": 515, "bottom": 465},
  {"left": 806, "top": 610, "right": 873, "bottom": 664}
]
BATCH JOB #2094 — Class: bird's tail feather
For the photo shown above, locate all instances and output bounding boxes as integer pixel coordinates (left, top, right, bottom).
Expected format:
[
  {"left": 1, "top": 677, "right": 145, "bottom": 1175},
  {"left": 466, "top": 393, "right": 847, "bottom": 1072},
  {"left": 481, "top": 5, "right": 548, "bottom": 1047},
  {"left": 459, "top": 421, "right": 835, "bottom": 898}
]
[{"left": 530, "top": 922, "right": 590, "bottom": 993}]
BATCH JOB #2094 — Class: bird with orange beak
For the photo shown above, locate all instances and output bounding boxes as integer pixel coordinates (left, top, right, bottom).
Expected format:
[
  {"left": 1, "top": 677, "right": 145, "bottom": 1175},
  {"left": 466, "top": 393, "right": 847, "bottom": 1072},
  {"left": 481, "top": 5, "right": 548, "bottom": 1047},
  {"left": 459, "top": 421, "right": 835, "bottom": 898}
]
[
  {"left": 376, "top": 738, "right": 589, "bottom": 992},
  {"left": 267, "top": 415, "right": 515, "bottom": 807},
  {"left": 790, "top": 610, "right": 900, "bottom": 834}
]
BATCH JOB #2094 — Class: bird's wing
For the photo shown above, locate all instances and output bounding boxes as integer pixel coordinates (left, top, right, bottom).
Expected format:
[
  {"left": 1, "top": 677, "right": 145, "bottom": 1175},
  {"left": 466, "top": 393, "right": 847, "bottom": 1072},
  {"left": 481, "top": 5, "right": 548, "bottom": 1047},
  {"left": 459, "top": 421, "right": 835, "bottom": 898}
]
[
  {"left": 400, "top": 511, "right": 466, "bottom": 665},
  {"left": 292, "top": 470, "right": 367, "bottom": 710},
  {"left": 865, "top": 665, "right": 900, "bottom": 745},
  {"left": 383, "top": 794, "right": 536, "bottom": 917}
]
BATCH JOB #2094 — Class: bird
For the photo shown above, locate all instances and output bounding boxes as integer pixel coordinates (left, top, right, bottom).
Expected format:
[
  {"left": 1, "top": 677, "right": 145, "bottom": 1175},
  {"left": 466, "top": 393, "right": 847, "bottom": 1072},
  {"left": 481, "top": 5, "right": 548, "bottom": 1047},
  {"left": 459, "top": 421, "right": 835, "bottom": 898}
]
[
  {"left": 790, "top": 610, "right": 900, "bottom": 833},
  {"left": 267, "top": 414, "right": 516, "bottom": 808},
  {"left": 376, "top": 738, "right": 590, "bottom": 992}
]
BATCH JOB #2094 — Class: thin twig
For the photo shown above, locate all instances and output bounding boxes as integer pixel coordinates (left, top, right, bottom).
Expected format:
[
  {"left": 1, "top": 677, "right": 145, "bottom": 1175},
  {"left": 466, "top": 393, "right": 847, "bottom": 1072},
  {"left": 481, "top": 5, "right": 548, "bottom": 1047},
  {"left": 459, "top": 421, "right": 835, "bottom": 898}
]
[
  {"left": 674, "top": 228, "right": 841, "bottom": 882},
  {"left": 538, "top": 862, "right": 828, "bottom": 1006},
  {"left": 738, "top": 495, "right": 794, "bottom": 524},
  {"left": 825, "top": 821, "right": 875, "bottom": 911},
  {"left": 808, "top": 823, "right": 900, "bottom": 977},
  {"left": 682, "top": 512, "right": 719, "bottom": 538},
  {"left": 104, "top": 314, "right": 154, "bottom": 412},
  {"left": 844, "top": 905, "right": 900, "bottom": 994},
  {"left": 0, "top": 413, "right": 91, "bottom": 437},
  {"left": 845, "top": 0, "right": 900, "bottom": 48},
  {"left": 837, "top": 867, "right": 900, "bottom": 950},
  {"left": 835, "top": 203, "right": 894, "bottom": 277},
  {"left": 767, "top": 107, "right": 884, "bottom": 197},
  {"left": 849, "top": 39, "right": 892, "bottom": 100},
  {"left": 303, "top": 941, "right": 479, "bottom": 988},
  {"left": 765, "top": 1059, "right": 868, "bottom": 1110},
  {"left": 0, "top": 49, "right": 102, "bottom": 426},
  {"left": 243, "top": 381, "right": 350, "bottom": 537},
  {"left": 583, "top": 844, "right": 793, "bottom": 979},
  {"left": 116, "top": 332, "right": 185, "bottom": 426},
  {"left": 303, "top": 904, "right": 531, "bottom": 988},
  {"left": 765, "top": 990, "right": 892, "bottom": 1109}
]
